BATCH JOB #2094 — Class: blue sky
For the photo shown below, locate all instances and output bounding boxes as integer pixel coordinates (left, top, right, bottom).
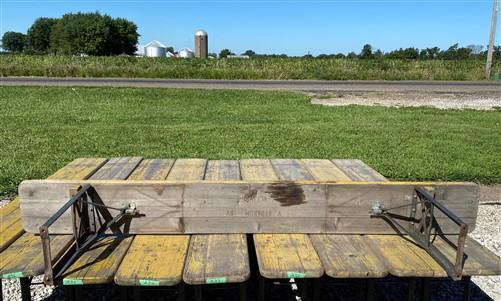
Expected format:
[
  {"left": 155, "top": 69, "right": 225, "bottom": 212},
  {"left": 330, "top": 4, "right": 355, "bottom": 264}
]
[{"left": 1, "top": 0, "right": 498, "bottom": 56}]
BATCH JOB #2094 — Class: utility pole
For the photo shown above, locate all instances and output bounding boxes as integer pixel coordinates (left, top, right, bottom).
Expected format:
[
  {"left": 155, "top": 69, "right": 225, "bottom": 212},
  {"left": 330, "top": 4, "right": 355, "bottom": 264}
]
[{"left": 486, "top": 0, "right": 499, "bottom": 79}]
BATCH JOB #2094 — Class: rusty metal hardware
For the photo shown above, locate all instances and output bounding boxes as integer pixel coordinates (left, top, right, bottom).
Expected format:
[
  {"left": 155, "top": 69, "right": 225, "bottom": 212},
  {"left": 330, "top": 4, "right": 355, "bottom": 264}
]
[
  {"left": 39, "top": 185, "right": 140, "bottom": 285},
  {"left": 370, "top": 187, "right": 468, "bottom": 281}
]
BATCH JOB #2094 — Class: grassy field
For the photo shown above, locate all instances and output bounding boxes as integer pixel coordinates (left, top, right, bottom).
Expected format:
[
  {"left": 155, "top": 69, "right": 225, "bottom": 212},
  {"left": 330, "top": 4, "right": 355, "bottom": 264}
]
[
  {"left": 1, "top": 86, "right": 500, "bottom": 197},
  {"left": 1, "top": 55, "right": 500, "bottom": 81}
]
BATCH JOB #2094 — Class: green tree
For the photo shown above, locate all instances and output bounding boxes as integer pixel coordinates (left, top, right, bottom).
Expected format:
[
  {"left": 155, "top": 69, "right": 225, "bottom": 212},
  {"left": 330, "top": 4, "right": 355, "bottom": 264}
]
[
  {"left": 219, "top": 49, "right": 233, "bottom": 58},
  {"left": 26, "top": 17, "right": 57, "bottom": 53},
  {"left": 360, "top": 44, "right": 373, "bottom": 59},
  {"left": 107, "top": 17, "right": 139, "bottom": 55},
  {"left": 1, "top": 31, "right": 27, "bottom": 52},
  {"left": 243, "top": 49, "right": 256, "bottom": 57}
]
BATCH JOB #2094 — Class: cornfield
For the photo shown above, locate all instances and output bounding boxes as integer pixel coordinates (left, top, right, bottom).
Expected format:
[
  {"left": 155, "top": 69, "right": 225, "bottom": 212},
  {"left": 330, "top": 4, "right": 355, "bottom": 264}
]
[{"left": 1, "top": 54, "right": 499, "bottom": 80}]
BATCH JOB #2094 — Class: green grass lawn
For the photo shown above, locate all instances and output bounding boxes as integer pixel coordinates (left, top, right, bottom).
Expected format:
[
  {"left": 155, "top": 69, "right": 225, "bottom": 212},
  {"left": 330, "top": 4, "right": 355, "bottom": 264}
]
[{"left": 1, "top": 86, "right": 500, "bottom": 197}]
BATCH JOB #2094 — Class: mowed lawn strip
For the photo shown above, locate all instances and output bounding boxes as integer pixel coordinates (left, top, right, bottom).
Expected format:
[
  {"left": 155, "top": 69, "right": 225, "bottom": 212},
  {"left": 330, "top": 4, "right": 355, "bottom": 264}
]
[{"left": 0, "top": 86, "right": 500, "bottom": 197}]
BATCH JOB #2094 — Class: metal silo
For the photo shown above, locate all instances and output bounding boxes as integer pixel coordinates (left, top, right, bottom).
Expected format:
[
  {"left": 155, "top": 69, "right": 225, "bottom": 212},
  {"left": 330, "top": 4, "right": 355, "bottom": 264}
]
[
  {"left": 144, "top": 40, "right": 167, "bottom": 57},
  {"left": 178, "top": 48, "right": 195, "bottom": 58},
  {"left": 194, "top": 29, "right": 208, "bottom": 58}
]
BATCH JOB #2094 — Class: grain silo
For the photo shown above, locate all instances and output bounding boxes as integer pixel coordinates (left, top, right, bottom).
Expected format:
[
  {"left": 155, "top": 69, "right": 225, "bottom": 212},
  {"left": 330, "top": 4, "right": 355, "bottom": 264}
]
[
  {"left": 178, "top": 47, "right": 195, "bottom": 58},
  {"left": 144, "top": 40, "right": 167, "bottom": 57},
  {"left": 194, "top": 29, "right": 208, "bottom": 58}
]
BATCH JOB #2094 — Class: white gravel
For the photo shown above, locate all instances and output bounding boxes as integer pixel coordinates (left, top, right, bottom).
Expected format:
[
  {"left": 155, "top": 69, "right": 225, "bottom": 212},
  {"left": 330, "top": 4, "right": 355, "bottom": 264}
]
[{"left": 311, "top": 91, "right": 501, "bottom": 110}]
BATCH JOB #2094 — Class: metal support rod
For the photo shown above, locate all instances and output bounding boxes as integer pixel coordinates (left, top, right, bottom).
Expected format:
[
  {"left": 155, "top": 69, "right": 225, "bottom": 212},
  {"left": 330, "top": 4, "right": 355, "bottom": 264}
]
[
  {"left": 19, "top": 277, "right": 31, "bottom": 301},
  {"left": 421, "top": 278, "right": 431, "bottom": 301},
  {"left": 486, "top": 0, "right": 499, "bottom": 78},
  {"left": 462, "top": 276, "right": 472, "bottom": 301}
]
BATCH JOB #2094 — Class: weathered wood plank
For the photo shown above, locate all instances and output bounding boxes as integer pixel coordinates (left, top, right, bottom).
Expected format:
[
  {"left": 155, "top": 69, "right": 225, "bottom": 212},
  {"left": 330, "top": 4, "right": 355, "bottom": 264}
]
[
  {"left": 19, "top": 180, "right": 479, "bottom": 234},
  {"left": 0, "top": 197, "right": 24, "bottom": 252},
  {"left": 115, "top": 235, "right": 190, "bottom": 286},
  {"left": 0, "top": 158, "right": 108, "bottom": 278},
  {"left": 184, "top": 160, "right": 250, "bottom": 284},
  {"left": 367, "top": 235, "right": 447, "bottom": 277},
  {"left": 332, "top": 159, "right": 388, "bottom": 182},
  {"left": 62, "top": 157, "right": 142, "bottom": 285},
  {"left": 127, "top": 159, "right": 174, "bottom": 180},
  {"left": 300, "top": 159, "right": 351, "bottom": 181},
  {"left": 250, "top": 159, "right": 323, "bottom": 279},
  {"left": 309, "top": 235, "right": 387, "bottom": 278},
  {"left": 166, "top": 159, "right": 206, "bottom": 180},
  {"left": 115, "top": 158, "right": 189, "bottom": 286}
]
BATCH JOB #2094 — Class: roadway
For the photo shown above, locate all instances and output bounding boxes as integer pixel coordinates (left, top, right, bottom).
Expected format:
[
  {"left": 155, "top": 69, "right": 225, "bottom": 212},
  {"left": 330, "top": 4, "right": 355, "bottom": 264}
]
[{"left": 1, "top": 77, "right": 500, "bottom": 92}]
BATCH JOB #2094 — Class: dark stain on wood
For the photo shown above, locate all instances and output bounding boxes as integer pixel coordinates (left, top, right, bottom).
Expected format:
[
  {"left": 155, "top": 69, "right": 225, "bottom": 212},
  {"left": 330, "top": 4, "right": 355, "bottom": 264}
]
[{"left": 265, "top": 183, "right": 306, "bottom": 207}]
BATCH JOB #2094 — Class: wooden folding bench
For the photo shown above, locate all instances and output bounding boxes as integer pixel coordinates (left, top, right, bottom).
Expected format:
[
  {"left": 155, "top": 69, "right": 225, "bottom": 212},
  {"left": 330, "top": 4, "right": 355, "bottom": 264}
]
[{"left": 1, "top": 157, "right": 500, "bottom": 301}]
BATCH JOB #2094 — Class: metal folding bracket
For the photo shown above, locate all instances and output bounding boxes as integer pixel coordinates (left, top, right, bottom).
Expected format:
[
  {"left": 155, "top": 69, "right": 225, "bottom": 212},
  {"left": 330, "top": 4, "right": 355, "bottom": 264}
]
[
  {"left": 370, "top": 187, "right": 468, "bottom": 280},
  {"left": 39, "top": 185, "right": 140, "bottom": 285}
]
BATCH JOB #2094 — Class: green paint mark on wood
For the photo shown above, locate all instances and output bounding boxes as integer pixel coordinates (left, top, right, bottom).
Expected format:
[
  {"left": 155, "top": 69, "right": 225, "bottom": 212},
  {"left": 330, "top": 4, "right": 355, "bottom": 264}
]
[
  {"left": 63, "top": 279, "right": 84, "bottom": 285},
  {"left": 287, "top": 271, "right": 305, "bottom": 278},
  {"left": 139, "top": 279, "right": 160, "bottom": 286},
  {"left": 2, "top": 271, "right": 23, "bottom": 279},
  {"left": 206, "top": 277, "right": 227, "bottom": 284}
]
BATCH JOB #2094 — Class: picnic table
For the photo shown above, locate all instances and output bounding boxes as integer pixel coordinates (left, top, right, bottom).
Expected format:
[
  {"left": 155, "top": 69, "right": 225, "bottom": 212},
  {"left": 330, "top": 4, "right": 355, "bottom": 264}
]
[{"left": 1, "top": 157, "right": 500, "bottom": 301}]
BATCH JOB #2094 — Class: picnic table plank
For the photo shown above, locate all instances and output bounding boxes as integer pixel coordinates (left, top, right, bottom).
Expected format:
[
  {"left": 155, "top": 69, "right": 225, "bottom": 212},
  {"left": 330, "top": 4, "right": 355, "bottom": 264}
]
[
  {"left": 184, "top": 160, "right": 250, "bottom": 284},
  {"left": 0, "top": 158, "right": 108, "bottom": 279},
  {"left": 247, "top": 159, "right": 323, "bottom": 279},
  {"left": 115, "top": 159, "right": 190, "bottom": 286},
  {"left": 0, "top": 197, "right": 24, "bottom": 252},
  {"left": 304, "top": 159, "right": 387, "bottom": 278},
  {"left": 433, "top": 235, "right": 501, "bottom": 276},
  {"left": 332, "top": 159, "right": 388, "bottom": 182},
  {"left": 62, "top": 157, "right": 142, "bottom": 285}
]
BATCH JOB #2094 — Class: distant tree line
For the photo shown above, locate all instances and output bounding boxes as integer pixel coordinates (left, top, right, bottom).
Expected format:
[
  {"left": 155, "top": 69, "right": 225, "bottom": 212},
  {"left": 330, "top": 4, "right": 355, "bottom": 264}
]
[
  {"left": 1, "top": 12, "right": 139, "bottom": 55},
  {"left": 237, "top": 43, "right": 501, "bottom": 61}
]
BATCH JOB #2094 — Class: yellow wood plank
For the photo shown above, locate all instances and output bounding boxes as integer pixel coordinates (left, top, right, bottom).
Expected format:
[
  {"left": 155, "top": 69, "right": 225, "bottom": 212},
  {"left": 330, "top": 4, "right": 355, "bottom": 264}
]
[
  {"left": 254, "top": 234, "right": 323, "bottom": 278},
  {"left": 0, "top": 197, "right": 24, "bottom": 252},
  {"left": 115, "top": 235, "right": 189, "bottom": 286},
  {"left": 241, "top": 159, "right": 322, "bottom": 279},
  {"left": 310, "top": 234, "right": 387, "bottom": 278},
  {"left": 127, "top": 159, "right": 174, "bottom": 180},
  {"left": 115, "top": 158, "right": 189, "bottom": 286},
  {"left": 367, "top": 235, "right": 447, "bottom": 277},
  {"left": 48, "top": 158, "right": 108, "bottom": 180},
  {"left": 0, "top": 234, "right": 72, "bottom": 278},
  {"left": 332, "top": 159, "right": 388, "bottom": 182},
  {"left": 166, "top": 159, "right": 207, "bottom": 180},
  {"left": 62, "top": 157, "right": 142, "bottom": 285},
  {"left": 300, "top": 159, "right": 351, "bottom": 181},
  {"left": 184, "top": 160, "right": 250, "bottom": 284}
]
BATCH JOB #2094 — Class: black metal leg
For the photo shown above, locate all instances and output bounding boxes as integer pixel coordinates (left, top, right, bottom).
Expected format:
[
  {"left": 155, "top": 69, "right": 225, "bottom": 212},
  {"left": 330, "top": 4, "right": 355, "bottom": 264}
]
[
  {"left": 194, "top": 285, "right": 202, "bottom": 301},
  {"left": 258, "top": 277, "right": 265, "bottom": 301},
  {"left": 64, "top": 286, "right": 75, "bottom": 301},
  {"left": 407, "top": 278, "right": 417, "bottom": 301},
  {"left": 177, "top": 282, "right": 186, "bottom": 301},
  {"left": 366, "top": 279, "right": 376, "bottom": 301},
  {"left": 19, "top": 277, "right": 31, "bottom": 301},
  {"left": 120, "top": 286, "right": 128, "bottom": 301},
  {"left": 0, "top": 279, "right": 3, "bottom": 301},
  {"left": 132, "top": 287, "right": 140, "bottom": 301},
  {"left": 239, "top": 282, "right": 247, "bottom": 301},
  {"left": 421, "top": 278, "right": 431, "bottom": 301},
  {"left": 462, "top": 276, "right": 471, "bottom": 301}
]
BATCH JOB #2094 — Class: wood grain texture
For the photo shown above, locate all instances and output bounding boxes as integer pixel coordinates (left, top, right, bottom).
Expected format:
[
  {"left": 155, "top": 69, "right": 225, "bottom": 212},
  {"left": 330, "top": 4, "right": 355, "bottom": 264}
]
[
  {"left": 309, "top": 235, "right": 387, "bottom": 278},
  {"left": 367, "top": 235, "right": 447, "bottom": 277},
  {"left": 247, "top": 159, "right": 323, "bottom": 279},
  {"left": 0, "top": 197, "right": 24, "bottom": 252},
  {"left": 332, "top": 159, "right": 388, "bottom": 182},
  {"left": 300, "top": 159, "right": 351, "bottom": 181},
  {"left": 166, "top": 159, "right": 207, "bottom": 180},
  {"left": 114, "top": 235, "right": 190, "bottom": 286},
  {"left": 184, "top": 160, "right": 250, "bottom": 284},
  {"left": 48, "top": 158, "right": 108, "bottom": 181},
  {"left": 0, "top": 234, "right": 73, "bottom": 278},
  {"left": 115, "top": 158, "right": 189, "bottom": 286},
  {"left": 62, "top": 157, "right": 142, "bottom": 285}
]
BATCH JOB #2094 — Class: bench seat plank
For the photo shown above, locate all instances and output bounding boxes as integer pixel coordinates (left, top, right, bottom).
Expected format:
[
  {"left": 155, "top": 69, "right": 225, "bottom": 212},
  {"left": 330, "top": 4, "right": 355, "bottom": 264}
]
[
  {"left": 304, "top": 159, "right": 387, "bottom": 278},
  {"left": 62, "top": 157, "right": 142, "bottom": 285},
  {"left": 247, "top": 159, "right": 323, "bottom": 279},
  {"left": 115, "top": 159, "right": 190, "bottom": 286},
  {"left": 184, "top": 160, "right": 250, "bottom": 284},
  {"left": 0, "top": 158, "right": 108, "bottom": 278},
  {"left": 332, "top": 159, "right": 387, "bottom": 182}
]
